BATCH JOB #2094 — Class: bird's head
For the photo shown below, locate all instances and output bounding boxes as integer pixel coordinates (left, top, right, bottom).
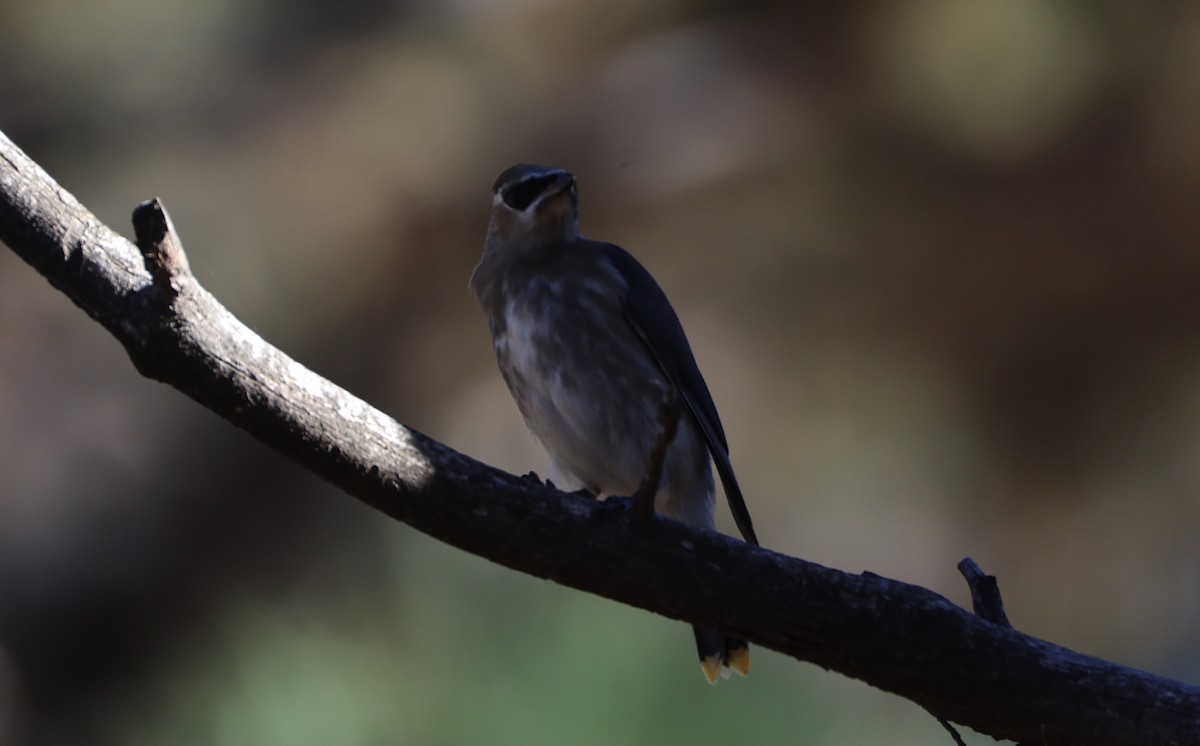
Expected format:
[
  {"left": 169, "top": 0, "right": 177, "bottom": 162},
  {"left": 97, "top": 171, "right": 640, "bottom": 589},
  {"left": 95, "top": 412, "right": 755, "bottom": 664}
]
[{"left": 485, "top": 164, "right": 580, "bottom": 254}]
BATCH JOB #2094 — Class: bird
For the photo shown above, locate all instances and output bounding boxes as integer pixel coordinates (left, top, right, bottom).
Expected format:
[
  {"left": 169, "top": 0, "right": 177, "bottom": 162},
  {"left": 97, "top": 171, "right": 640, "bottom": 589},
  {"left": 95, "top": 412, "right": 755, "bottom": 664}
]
[{"left": 469, "top": 163, "right": 758, "bottom": 684}]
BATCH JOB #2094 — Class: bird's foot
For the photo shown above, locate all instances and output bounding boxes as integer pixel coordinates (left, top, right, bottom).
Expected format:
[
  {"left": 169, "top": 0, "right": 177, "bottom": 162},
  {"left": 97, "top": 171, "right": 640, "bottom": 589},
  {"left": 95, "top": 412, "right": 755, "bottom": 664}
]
[
  {"left": 594, "top": 495, "right": 633, "bottom": 515},
  {"left": 521, "top": 470, "right": 546, "bottom": 487}
]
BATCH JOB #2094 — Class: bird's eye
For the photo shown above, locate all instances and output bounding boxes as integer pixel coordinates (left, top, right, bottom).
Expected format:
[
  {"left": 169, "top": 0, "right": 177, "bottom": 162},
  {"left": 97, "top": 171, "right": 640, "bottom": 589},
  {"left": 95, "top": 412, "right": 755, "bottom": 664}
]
[{"left": 503, "top": 174, "right": 561, "bottom": 211}]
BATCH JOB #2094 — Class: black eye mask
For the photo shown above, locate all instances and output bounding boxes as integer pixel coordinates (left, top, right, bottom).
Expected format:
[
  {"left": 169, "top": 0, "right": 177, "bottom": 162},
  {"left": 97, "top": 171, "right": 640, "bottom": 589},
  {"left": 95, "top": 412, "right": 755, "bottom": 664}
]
[{"left": 503, "top": 174, "right": 563, "bottom": 211}]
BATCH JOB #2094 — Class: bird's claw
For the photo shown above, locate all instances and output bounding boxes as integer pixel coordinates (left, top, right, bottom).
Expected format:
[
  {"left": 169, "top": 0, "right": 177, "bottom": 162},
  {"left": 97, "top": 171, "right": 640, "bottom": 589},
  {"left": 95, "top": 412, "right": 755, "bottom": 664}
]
[
  {"left": 595, "top": 495, "right": 633, "bottom": 514},
  {"left": 521, "top": 470, "right": 545, "bottom": 487}
]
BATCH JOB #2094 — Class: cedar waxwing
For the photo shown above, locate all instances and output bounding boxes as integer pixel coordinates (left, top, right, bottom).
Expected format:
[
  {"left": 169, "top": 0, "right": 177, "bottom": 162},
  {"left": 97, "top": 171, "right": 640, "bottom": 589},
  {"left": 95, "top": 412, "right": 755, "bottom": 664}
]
[{"left": 469, "top": 164, "right": 757, "bottom": 683}]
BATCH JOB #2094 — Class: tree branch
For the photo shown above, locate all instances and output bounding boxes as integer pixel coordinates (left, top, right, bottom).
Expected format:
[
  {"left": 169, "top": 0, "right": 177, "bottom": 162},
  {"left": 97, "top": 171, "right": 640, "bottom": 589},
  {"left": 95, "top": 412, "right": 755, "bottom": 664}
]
[{"left": 1, "top": 128, "right": 1197, "bottom": 745}]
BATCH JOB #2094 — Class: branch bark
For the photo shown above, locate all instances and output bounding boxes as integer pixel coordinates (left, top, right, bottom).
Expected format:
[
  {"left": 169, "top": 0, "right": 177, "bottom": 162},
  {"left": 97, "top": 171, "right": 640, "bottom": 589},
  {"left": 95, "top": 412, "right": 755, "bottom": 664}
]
[{"left": 1, "top": 129, "right": 1197, "bottom": 745}]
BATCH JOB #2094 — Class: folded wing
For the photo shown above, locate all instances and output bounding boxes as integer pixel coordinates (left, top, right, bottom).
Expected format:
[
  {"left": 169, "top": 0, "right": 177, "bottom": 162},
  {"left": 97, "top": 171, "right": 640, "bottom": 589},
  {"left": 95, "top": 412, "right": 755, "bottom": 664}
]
[{"left": 600, "top": 243, "right": 759, "bottom": 546}]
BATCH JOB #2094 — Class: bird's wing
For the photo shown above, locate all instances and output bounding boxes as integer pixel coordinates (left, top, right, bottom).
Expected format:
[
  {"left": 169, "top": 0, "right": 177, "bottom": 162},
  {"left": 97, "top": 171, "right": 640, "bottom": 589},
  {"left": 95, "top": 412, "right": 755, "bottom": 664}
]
[{"left": 599, "top": 243, "right": 759, "bottom": 545}]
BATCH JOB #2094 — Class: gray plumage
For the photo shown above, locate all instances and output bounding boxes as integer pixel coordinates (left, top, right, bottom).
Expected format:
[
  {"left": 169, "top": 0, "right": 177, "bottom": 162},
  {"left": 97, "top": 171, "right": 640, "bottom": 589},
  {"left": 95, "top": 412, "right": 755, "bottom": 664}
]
[{"left": 470, "top": 164, "right": 756, "bottom": 682}]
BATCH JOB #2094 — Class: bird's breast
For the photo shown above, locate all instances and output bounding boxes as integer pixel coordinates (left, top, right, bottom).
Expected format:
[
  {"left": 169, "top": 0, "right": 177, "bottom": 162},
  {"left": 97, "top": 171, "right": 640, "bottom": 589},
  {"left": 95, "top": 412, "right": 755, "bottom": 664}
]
[{"left": 490, "top": 281, "right": 669, "bottom": 493}]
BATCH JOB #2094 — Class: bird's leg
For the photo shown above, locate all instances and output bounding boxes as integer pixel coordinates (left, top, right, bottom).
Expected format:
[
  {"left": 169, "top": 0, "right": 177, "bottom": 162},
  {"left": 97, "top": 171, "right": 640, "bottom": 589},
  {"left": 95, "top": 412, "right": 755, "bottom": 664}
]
[{"left": 631, "top": 387, "right": 681, "bottom": 526}]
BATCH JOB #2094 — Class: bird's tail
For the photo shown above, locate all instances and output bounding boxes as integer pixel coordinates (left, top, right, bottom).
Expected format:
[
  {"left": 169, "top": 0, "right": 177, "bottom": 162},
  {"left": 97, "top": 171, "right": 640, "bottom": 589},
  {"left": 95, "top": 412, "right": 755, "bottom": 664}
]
[{"left": 694, "top": 626, "right": 750, "bottom": 685}]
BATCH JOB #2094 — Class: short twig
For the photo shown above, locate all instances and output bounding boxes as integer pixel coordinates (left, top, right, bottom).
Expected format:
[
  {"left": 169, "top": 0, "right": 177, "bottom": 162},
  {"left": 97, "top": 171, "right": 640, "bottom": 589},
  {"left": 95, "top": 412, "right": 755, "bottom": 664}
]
[
  {"left": 933, "top": 711, "right": 969, "bottom": 746},
  {"left": 131, "top": 197, "right": 190, "bottom": 299},
  {"left": 958, "top": 557, "right": 1012, "bottom": 628}
]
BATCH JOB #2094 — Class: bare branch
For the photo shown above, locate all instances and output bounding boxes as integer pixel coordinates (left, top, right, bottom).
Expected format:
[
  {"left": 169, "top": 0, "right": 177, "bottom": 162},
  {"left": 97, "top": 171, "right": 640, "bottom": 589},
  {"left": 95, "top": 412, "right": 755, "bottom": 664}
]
[{"left": 1, "top": 128, "right": 1197, "bottom": 745}]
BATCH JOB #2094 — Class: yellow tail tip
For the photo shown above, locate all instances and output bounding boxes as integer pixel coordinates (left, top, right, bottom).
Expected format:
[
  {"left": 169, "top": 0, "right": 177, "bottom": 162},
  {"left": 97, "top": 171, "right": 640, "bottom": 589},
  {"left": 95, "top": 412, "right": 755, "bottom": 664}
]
[
  {"left": 727, "top": 646, "right": 751, "bottom": 678},
  {"left": 701, "top": 651, "right": 750, "bottom": 684}
]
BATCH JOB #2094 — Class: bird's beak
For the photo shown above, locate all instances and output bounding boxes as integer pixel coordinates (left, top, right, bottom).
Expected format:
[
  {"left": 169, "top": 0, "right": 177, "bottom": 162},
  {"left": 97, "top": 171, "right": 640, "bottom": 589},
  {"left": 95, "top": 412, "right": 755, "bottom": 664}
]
[{"left": 544, "top": 173, "right": 575, "bottom": 199}]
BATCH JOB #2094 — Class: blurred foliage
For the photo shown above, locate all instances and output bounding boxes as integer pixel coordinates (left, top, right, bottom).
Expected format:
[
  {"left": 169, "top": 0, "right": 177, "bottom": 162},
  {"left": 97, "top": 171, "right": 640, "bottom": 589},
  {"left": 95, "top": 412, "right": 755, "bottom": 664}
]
[{"left": 2, "top": 0, "right": 1200, "bottom": 743}]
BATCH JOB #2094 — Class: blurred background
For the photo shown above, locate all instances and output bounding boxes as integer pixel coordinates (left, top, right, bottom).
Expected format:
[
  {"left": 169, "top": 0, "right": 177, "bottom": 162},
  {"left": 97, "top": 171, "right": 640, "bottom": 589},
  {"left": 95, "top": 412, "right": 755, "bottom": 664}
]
[{"left": 2, "top": 1, "right": 1199, "bottom": 743}]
